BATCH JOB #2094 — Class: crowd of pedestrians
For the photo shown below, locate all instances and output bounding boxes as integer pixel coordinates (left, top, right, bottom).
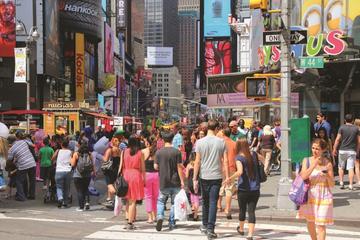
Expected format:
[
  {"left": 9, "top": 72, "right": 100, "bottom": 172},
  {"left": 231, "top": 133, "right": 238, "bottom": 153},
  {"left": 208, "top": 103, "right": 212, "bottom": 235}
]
[{"left": 0, "top": 111, "right": 359, "bottom": 240}]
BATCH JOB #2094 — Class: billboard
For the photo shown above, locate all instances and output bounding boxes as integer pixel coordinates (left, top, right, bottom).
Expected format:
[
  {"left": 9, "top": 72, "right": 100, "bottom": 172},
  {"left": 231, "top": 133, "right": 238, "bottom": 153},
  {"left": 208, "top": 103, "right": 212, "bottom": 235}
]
[
  {"left": 0, "top": 0, "right": 15, "bottom": 57},
  {"left": 75, "top": 33, "right": 85, "bottom": 101},
  {"left": 207, "top": 72, "right": 299, "bottom": 108},
  {"left": 204, "top": 40, "right": 231, "bottom": 76},
  {"left": 147, "top": 47, "right": 173, "bottom": 66},
  {"left": 302, "top": 0, "right": 360, "bottom": 41},
  {"left": 104, "top": 22, "right": 114, "bottom": 73},
  {"left": 59, "top": 0, "right": 102, "bottom": 40},
  {"left": 203, "top": 0, "right": 230, "bottom": 37},
  {"left": 44, "top": 0, "right": 60, "bottom": 77}
]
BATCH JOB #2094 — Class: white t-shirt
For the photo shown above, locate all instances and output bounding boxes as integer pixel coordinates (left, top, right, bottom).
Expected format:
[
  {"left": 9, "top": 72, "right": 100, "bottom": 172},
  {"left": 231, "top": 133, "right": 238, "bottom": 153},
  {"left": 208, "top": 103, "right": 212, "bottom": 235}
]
[{"left": 56, "top": 149, "right": 72, "bottom": 172}]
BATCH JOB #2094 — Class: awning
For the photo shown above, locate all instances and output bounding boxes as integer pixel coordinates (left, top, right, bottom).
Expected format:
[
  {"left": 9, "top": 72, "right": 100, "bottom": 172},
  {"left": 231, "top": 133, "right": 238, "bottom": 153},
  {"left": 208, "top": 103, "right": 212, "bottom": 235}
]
[
  {"left": 82, "top": 111, "right": 112, "bottom": 119},
  {"left": 0, "top": 109, "right": 51, "bottom": 115}
]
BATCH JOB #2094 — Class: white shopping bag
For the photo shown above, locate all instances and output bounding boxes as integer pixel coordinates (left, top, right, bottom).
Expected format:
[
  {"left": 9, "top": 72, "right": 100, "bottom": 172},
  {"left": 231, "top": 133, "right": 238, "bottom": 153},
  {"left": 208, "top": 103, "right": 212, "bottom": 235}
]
[
  {"left": 174, "top": 189, "right": 191, "bottom": 221},
  {"left": 114, "top": 196, "right": 122, "bottom": 217}
]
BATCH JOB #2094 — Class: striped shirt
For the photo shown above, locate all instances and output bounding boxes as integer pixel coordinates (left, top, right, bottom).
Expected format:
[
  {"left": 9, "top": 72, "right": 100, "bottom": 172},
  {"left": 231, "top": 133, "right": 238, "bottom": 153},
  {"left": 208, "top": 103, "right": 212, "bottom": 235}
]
[{"left": 8, "top": 140, "right": 36, "bottom": 170}]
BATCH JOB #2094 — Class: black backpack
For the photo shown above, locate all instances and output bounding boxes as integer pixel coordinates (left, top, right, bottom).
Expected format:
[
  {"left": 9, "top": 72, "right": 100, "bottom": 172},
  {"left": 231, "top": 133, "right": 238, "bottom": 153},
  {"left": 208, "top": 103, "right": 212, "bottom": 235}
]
[{"left": 77, "top": 153, "right": 93, "bottom": 176}]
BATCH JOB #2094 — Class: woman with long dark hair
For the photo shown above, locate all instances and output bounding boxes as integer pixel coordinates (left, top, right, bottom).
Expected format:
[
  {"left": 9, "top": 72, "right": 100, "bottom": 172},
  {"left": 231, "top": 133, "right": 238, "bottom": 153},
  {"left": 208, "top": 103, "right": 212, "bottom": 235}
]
[
  {"left": 71, "top": 143, "right": 95, "bottom": 211},
  {"left": 122, "top": 135, "right": 145, "bottom": 229},
  {"left": 225, "top": 138, "right": 261, "bottom": 240},
  {"left": 142, "top": 135, "right": 159, "bottom": 223}
]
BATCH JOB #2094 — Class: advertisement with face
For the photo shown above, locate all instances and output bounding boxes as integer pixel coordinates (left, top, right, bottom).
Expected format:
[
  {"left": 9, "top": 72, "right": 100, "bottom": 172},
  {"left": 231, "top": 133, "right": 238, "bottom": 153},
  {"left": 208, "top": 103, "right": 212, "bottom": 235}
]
[
  {"left": 204, "top": 40, "right": 232, "bottom": 76},
  {"left": 0, "top": 0, "right": 15, "bottom": 57},
  {"left": 302, "top": 0, "right": 360, "bottom": 38},
  {"left": 104, "top": 22, "right": 114, "bottom": 73},
  {"left": 203, "top": 0, "right": 230, "bottom": 38},
  {"left": 45, "top": 0, "right": 60, "bottom": 77}
]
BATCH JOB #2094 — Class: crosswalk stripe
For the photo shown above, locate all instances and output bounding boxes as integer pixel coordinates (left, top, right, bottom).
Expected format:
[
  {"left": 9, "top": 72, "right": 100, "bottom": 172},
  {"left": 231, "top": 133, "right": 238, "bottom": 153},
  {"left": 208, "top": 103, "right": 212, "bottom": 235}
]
[{"left": 84, "top": 221, "right": 360, "bottom": 240}]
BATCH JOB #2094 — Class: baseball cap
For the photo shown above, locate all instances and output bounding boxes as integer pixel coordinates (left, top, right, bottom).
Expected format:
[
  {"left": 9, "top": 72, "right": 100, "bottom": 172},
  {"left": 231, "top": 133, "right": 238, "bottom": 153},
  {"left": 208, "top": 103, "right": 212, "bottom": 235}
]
[
  {"left": 0, "top": 122, "right": 9, "bottom": 139},
  {"left": 229, "top": 120, "right": 238, "bottom": 127}
]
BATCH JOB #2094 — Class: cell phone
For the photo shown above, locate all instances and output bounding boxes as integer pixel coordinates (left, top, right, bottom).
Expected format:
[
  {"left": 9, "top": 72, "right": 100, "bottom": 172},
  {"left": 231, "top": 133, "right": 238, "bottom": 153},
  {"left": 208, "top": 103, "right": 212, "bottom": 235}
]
[{"left": 322, "top": 170, "right": 328, "bottom": 174}]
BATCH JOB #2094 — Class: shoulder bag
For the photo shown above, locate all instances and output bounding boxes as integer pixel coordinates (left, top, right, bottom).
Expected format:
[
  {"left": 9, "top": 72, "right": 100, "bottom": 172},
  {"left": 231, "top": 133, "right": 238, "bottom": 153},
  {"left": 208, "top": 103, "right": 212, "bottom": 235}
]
[
  {"left": 114, "top": 150, "right": 128, "bottom": 197},
  {"left": 289, "top": 158, "right": 310, "bottom": 205},
  {"left": 101, "top": 151, "right": 114, "bottom": 173},
  {"left": 254, "top": 151, "right": 267, "bottom": 183}
]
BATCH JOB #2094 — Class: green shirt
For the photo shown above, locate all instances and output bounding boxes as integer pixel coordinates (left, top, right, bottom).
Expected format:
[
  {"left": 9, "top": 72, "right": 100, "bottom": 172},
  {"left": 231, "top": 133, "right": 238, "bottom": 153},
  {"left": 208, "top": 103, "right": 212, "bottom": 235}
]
[
  {"left": 39, "top": 146, "right": 54, "bottom": 167},
  {"left": 230, "top": 131, "right": 246, "bottom": 142}
]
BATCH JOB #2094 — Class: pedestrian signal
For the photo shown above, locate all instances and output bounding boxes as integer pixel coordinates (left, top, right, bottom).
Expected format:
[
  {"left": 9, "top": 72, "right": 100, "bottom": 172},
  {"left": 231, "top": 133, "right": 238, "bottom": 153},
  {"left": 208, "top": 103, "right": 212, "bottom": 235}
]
[
  {"left": 245, "top": 77, "right": 269, "bottom": 98},
  {"left": 249, "top": 0, "right": 268, "bottom": 10}
]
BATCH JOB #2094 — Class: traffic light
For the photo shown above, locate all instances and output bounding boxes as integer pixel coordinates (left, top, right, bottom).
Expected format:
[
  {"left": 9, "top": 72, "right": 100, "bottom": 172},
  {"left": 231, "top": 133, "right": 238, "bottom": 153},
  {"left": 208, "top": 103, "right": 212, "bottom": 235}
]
[
  {"left": 249, "top": 0, "right": 268, "bottom": 11},
  {"left": 245, "top": 77, "right": 269, "bottom": 98}
]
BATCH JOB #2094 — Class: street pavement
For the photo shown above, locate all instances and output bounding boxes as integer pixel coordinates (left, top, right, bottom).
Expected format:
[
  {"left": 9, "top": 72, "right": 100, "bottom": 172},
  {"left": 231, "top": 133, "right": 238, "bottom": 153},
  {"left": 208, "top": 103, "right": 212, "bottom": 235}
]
[{"left": 0, "top": 171, "right": 360, "bottom": 239}]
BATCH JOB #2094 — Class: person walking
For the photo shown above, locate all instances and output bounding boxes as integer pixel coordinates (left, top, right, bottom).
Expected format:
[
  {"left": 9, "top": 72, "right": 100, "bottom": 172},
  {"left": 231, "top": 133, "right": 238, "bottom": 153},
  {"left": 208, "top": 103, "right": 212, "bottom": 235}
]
[
  {"left": 102, "top": 137, "right": 121, "bottom": 208},
  {"left": 298, "top": 138, "right": 334, "bottom": 240},
  {"left": 142, "top": 136, "right": 159, "bottom": 224},
  {"left": 52, "top": 139, "right": 72, "bottom": 208},
  {"left": 154, "top": 131, "right": 184, "bottom": 231},
  {"left": 39, "top": 138, "right": 54, "bottom": 190},
  {"left": 71, "top": 143, "right": 95, "bottom": 211},
  {"left": 257, "top": 125, "right": 275, "bottom": 176},
  {"left": 314, "top": 112, "right": 332, "bottom": 138},
  {"left": 217, "top": 127, "right": 237, "bottom": 219},
  {"left": 333, "top": 114, "right": 360, "bottom": 190},
  {"left": 8, "top": 131, "right": 36, "bottom": 201},
  {"left": 225, "top": 138, "right": 261, "bottom": 240},
  {"left": 193, "top": 119, "right": 229, "bottom": 239},
  {"left": 122, "top": 135, "right": 145, "bottom": 230}
]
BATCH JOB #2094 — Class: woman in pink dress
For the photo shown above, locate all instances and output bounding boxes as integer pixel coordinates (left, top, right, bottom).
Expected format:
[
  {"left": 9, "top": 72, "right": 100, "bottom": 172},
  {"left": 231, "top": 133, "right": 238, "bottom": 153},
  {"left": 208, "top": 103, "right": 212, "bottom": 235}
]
[
  {"left": 297, "top": 138, "right": 334, "bottom": 240},
  {"left": 122, "top": 135, "right": 145, "bottom": 230}
]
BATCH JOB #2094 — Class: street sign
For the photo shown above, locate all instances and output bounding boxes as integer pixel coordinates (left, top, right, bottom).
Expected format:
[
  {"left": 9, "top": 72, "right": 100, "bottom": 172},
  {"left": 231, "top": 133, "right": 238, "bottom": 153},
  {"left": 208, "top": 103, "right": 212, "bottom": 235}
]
[
  {"left": 263, "top": 30, "right": 307, "bottom": 45},
  {"left": 299, "top": 57, "right": 324, "bottom": 68}
]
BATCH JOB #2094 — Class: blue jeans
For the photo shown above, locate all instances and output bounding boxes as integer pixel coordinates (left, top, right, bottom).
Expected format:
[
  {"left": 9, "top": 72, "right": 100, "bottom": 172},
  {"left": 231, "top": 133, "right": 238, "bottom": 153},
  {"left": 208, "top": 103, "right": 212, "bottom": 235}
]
[
  {"left": 55, "top": 171, "right": 72, "bottom": 204},
  {"left": 200, "top": 178, "right": 222, "bottom": 232},
  {"left": 157, "top": 187, "right": 180, "bottom": 226}
]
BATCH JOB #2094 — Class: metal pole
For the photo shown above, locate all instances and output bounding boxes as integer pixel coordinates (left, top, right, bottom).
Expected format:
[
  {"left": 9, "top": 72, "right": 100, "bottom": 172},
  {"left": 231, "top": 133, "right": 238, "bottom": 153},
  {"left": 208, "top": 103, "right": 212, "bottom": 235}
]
[
  {"left": 26, "top": 43, "right": 31, "bottom": 134},
  {"left": 276, "top": 0, "right": 294, "bottom": 210},
  {"left": 136, "top": 89, "right": 139, "bottom": 118}
]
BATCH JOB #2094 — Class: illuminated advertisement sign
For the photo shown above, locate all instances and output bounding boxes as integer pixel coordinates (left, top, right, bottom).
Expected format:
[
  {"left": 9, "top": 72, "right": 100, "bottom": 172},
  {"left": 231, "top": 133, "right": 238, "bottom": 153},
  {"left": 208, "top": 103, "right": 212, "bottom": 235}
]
[
  {"left": 104, "top": 22, "right": 114, "bottom": 73},
  {"left": 14, "top": 48, "right": 27, "bottom": 83},
  {"left": 204, "top": 40, "right": 231, "bottom": 76},
  {"left": 75, "top": 33, "right": 85, "bottom": 101},
  {"left": 117, "top": 0, "right": 127, "bottom": 29},
  {"left": 203, "top": 0, "right": 230, "bottom": 37},
  {"left": 147, "top": 47, "right": 173, "bottom": 66},
  {"left": 0, "top": 0, "right": 15, "bottom": 57},
  {"left": 45, "top": 0, "right": 60, "bottom": 77}
]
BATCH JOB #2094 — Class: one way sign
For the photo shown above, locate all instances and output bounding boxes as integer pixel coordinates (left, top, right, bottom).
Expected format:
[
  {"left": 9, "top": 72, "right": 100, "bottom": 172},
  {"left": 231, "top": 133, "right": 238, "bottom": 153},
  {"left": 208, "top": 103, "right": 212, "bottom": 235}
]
[{"left": 263, "top": 30, "right": 307, "bottom": 45}]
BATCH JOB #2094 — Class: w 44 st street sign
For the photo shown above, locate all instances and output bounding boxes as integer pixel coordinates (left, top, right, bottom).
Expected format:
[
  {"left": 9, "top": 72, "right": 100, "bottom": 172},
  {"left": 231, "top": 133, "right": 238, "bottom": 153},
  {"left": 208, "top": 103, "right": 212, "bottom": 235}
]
[{"left": 263, "top": 30, "right": 307, "bottom": 45}]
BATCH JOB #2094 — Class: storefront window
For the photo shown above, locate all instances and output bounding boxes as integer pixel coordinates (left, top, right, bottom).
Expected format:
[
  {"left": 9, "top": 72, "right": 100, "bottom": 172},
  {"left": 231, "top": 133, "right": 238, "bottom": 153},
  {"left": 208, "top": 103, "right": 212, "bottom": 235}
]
[{"left": 55, "top": 116, "right": 68, "bottom": 135}]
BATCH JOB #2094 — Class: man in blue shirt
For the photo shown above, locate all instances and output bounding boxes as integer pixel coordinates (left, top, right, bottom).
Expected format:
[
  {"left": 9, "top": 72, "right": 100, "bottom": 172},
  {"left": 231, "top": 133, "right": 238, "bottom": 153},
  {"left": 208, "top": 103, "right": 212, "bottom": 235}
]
[
  {"left": 314, "top": 112, "right": 331, "bottom": 138},
  {"left": 172, "top": 123, "right": 183, "bottom": 150}
]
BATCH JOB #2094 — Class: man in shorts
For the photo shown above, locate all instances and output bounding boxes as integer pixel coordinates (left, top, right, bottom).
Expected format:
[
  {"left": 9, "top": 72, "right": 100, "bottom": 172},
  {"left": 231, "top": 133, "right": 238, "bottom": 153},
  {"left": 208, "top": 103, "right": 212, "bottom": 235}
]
[{"left": 333, "top": 114, "right": 360, "bottom": 190}]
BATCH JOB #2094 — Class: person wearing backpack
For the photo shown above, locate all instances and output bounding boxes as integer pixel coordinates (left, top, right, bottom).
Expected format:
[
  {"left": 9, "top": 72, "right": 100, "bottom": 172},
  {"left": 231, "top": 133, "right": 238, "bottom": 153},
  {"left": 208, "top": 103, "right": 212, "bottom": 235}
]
[
  {"left": 71, "top": 143, "right": 95, "bottom": 211},
  {"left": 224, "top": 138, "right": 263, "bottom": 240}
]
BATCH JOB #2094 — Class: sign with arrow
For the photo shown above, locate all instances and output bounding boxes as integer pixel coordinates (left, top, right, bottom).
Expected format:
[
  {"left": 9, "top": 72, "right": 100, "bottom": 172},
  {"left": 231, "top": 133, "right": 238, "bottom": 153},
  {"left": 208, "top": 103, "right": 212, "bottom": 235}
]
[{"left": 263, "top": 30, "right": 307, "bottom": 45}]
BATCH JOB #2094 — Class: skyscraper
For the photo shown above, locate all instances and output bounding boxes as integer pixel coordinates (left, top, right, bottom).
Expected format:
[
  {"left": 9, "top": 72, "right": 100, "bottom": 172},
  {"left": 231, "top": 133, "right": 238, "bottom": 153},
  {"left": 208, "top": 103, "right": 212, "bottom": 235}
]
[
  {"left": 178, "top": 0, "right": 199, "bottom": 99},
  {"left": 144, "top": 0, "right": 179, "bottom": 66}
]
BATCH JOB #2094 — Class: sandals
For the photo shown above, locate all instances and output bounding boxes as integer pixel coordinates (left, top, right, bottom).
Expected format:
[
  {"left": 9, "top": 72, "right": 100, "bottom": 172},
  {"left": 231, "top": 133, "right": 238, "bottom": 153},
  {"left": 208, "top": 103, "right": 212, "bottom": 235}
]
[{"left": 236, "top": 226, "right": 244, "bottom": 236}]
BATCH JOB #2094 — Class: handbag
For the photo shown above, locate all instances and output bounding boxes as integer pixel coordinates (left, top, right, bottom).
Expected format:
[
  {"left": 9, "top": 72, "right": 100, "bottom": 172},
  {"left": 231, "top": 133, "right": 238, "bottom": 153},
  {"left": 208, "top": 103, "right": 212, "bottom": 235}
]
[
  {"left": 114, "top": 151, "right": 128, "bottom": 197},
  {"left": 101, "top": 155, "right": 113, "bottom": 173},
  {"left": 289, "top": 158, "right": 310, "bottom": 205},
  {"left": 253, "top": 152, "right": 267, "bottom": 183}
]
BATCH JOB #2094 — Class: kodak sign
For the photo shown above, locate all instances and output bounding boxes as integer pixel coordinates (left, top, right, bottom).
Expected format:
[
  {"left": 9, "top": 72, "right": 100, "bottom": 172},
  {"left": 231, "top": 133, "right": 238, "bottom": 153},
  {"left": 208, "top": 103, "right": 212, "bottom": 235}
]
[{"left": 75, "top": 33, "right": 85, "bottom": 101}]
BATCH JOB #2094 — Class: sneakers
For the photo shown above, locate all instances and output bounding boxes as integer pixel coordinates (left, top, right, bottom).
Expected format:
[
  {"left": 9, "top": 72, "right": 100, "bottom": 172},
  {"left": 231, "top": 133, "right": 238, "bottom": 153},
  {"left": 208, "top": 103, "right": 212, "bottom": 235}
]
[
  {"left": 76, "top": 207, "right": 84, "bottom": 212},
  {"left": 58, "top": 200, "right": 63, "bottom": 208},
  {"left": 340, "top": 182, "right": 345, "bottom": 189},
  {"left": 207, "top": 231, "right": 218, "bottom": 239},
  {"left": 85, "top": 202, "right": 90, "bottom": 210},
  {"left": 102, "top": 199, "right": 113, "bottom": 208},
  {"left": 124, "top": 223, "right": 136, "bottom": 230},
  {"left": 348, "top": 185, "right": 354, "bottom": 191},
  {"left": 156, "top": 219, "right": 163, "bottom": 231},
  {"left": 200, "top": 225, "right": 207, "bottom": 234}
]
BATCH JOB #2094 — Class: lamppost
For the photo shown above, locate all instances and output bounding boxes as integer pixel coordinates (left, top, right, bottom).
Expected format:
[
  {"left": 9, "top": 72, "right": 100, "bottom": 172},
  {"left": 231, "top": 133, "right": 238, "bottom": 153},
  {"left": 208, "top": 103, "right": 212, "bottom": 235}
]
[{"left": 15, "top": 20, "right": 40, "bottom": 133}]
